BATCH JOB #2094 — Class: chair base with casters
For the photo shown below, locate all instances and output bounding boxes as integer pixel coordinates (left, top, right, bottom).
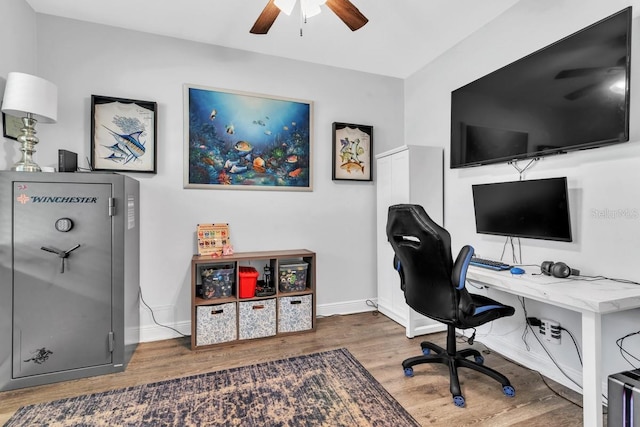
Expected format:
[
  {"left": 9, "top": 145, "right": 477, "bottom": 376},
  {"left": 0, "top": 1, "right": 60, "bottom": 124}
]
[{"left": 402, "top": 324, "right": 515, "bottom": 407}]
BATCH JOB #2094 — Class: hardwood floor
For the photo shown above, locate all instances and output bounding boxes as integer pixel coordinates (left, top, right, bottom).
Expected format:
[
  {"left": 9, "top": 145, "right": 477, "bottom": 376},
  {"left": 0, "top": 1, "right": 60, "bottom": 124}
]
[{"left": 0, "top": 312, "right": 589, "bottom": 426}]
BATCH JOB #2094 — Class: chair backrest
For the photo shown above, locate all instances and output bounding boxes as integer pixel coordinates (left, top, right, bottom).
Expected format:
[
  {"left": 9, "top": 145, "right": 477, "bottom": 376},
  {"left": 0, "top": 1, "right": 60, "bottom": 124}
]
[{"left": 386, "top": 204, "right": 463, "bottom": 325}]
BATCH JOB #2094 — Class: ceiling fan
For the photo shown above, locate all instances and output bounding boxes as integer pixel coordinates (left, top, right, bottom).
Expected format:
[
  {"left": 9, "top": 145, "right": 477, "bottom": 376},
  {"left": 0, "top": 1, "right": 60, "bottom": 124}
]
[{"left": 250, "top": 0, "right": 368, "bottom": 35}]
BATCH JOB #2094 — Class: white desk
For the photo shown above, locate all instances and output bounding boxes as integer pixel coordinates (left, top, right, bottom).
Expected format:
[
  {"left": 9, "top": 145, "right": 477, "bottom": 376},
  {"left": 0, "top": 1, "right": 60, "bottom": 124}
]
[{"left": 466, "top": 267, "right": 640, "bottom": 427}]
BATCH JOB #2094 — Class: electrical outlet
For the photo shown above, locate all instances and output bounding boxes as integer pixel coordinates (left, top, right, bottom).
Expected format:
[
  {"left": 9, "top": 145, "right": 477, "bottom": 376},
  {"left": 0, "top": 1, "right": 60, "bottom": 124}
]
[{"left": 539, "top": 318, "right": 561, "bottom": 345}]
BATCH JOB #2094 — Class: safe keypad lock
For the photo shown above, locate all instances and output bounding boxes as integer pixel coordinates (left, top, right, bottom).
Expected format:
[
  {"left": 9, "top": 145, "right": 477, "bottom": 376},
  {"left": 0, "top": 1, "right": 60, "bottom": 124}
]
[{"left": 54, "top": 218, "right": 74, "bottom": 232}]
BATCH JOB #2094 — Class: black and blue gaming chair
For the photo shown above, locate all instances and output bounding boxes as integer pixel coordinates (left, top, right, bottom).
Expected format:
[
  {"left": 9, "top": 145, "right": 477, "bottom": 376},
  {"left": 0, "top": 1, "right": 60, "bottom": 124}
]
[{"left": 386, "top": 204, "right": 516, "bottom": 407}]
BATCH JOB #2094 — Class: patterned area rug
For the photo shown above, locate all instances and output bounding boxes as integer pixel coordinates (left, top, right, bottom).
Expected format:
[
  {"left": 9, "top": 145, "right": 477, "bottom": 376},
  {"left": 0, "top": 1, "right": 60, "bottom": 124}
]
[{"left": 6, "top": 348, "right": 419, "bottom": 426}]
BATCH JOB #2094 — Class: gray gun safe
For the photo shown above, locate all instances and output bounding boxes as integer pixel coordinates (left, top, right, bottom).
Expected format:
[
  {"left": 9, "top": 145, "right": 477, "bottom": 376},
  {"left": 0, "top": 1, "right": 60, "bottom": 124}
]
[{"left": 0, "top": 172, "right": 140, "bottom": 390}]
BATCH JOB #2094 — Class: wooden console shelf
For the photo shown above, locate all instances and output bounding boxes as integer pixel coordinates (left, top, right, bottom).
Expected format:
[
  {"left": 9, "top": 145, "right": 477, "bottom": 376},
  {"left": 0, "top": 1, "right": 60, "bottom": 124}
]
[{"left": 190, "top": 249, "right": 316, "bottom": 350}]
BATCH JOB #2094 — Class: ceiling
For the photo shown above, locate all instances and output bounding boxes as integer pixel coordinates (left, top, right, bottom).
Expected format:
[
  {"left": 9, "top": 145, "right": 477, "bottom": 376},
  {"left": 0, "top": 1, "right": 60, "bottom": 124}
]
[{"left": 25, "top": 0, "right": 521, "bottom": 79}]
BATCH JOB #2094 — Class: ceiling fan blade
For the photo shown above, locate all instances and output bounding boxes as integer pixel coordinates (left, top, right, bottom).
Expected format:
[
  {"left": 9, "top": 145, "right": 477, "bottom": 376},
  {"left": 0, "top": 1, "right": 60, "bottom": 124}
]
[
  {"left": 250, "top": 0, "right": 281, "bottom": 34},
  {"left": 555, "top": 56, "right": 627, "bottom": 79},
  {"left": 555, "top": 66, "right": 623, "bottom": 79},
  {"left": 325, "top": 0, "right": 368, "bottom": 31},
  {"left": 564, "top": 82, "right": 600, "bottom": 101}
]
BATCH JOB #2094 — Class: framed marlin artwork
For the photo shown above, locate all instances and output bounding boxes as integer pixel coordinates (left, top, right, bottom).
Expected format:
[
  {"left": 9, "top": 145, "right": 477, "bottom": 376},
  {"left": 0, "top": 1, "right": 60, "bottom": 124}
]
[
  {"left": 90, "top": 95, "right": 157, "bottom": 173},
  {"left": 183, "top": 84, "right": 313, "bottom": 191},
  {"left": 332, "top": 122, "right": 373, "bottom": 181}
]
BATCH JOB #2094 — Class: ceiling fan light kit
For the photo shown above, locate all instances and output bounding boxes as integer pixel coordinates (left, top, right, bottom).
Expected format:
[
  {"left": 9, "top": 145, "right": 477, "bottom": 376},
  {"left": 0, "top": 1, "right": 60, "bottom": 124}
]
[
  {"left": 299, "top": 0, "right": 325, "bottom": 19},
  {"left": 273, "top": 0, "right": 296, "bottom": 15},
  {"left": 251, "top": 0, "right": 368, "bottom": 35},
  {"left": 274, "top": 0, "right": 325, "bottom": 17}
]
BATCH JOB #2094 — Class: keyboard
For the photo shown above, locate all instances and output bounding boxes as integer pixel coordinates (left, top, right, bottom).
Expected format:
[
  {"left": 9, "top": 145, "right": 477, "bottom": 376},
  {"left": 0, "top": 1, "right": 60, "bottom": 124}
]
[{"left": 469, "top": 257, "right": 511, "bottom": 271}]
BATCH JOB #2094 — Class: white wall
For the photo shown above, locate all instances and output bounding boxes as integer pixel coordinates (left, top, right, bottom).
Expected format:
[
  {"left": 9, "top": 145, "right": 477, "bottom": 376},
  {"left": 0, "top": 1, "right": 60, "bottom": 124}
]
[
  {"left": 1, "top": 5, "right": 404, "bottom": 341},
  {"left": 0, "top": 0, "right": 36, "bottom": 80},
  {"left": 405, "top": 0, "right": 640, "bottom": 393},
  {"left": 0, "top": 0, "right": 37, "bottom": 167}
]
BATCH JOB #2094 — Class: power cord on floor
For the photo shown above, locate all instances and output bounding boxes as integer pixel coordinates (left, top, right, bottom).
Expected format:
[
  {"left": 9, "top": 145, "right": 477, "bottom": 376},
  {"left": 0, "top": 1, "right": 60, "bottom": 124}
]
[
  {"left": 139, "top": 288, "right": 189, "bottom": 338},
  {"left": 365, "top": 299, "right": 379, "bottom": 316}
]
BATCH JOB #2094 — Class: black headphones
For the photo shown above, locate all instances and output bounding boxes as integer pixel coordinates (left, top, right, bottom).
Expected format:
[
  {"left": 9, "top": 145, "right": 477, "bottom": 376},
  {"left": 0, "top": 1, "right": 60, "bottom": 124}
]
[{"left": 541, "top": 261, "right": 577, "bottom": 278}]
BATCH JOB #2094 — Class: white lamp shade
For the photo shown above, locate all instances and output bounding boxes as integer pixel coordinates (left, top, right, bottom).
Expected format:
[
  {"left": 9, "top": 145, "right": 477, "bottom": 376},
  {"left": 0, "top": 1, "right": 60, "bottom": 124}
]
[{"left": 2, "top": 72, "right": 58, "bottom": 123}]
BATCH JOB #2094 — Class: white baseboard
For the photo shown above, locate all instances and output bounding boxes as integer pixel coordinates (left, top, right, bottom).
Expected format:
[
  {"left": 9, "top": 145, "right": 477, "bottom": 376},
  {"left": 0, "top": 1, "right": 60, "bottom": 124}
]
[
  {"left": 138, "top": 304, "right": 190, "bottom": 343},
  {"left": 316, "top": 298, "right": 379, "bottom": 317},
  {"left": 139, "top": 320, "right": 190, "bottom": 343}
]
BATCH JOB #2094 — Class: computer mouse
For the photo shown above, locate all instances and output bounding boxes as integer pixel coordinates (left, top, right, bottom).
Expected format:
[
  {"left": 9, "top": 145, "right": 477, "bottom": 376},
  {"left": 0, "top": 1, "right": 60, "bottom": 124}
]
[{"left": 510, "top": 267, "right": 525, "bottom": 275}]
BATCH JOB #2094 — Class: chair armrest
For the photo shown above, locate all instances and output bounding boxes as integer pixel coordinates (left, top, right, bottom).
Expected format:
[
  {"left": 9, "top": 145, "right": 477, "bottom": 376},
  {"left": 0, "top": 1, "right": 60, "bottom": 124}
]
[
  {"left": 393, "top": 255, "right": 406, "bottom": 291},
  {"left": 452, "top": 245, "right": 474, "bottom": 290}
]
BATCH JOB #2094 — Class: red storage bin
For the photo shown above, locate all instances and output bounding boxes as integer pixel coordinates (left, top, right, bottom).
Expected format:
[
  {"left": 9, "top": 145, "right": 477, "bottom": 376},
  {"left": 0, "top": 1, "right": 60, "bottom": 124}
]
[{"left": 239, "top": 266, "right": 259, "bottom": 298}]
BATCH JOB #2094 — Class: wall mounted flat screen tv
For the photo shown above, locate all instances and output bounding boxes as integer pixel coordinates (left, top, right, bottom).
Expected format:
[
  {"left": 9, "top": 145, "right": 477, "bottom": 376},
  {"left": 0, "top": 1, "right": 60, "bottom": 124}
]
[
  {"left": 472, "top": 177, "right": 572, "bottom": 242},
  {"left": 451, "top": 7, "right": 631, "bottom": 168}
]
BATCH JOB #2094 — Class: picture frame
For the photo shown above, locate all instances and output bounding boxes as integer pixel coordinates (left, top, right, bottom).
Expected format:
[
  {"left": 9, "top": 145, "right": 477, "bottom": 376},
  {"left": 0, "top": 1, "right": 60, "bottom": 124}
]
[
  {"left": 2, "top": 112, "right": 22, "bottom": 140},
  {"left": 90, "top": 95, "right": 157, "bottom": 173},
  {"left": 332, "top": 122, "right": 373, "bottom": 181},
  {"left": 184, "top": 84, "right": 313, "bottom": 191}
]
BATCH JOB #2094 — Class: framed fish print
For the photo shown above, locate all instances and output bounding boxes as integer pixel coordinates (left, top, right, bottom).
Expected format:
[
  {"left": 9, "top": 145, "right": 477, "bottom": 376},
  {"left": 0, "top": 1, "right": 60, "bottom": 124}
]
[
  {"left": 183, "top": 84, "right": 313, "bottom": 191},
  {"left": 332, "top": 122, "right": 373, "bottom": 181},
  {"left": 90, "top": 95, "right": 157, "bottom": 173}
]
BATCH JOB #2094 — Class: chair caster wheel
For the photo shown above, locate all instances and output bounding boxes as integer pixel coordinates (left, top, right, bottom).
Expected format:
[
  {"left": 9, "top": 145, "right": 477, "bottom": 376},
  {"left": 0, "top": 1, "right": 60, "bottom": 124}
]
[
  {"left": 453, "top": 395, "right": 465, "bottom": 407},
  {"left": 422, "top": 348, "right": 431, "bottom": 355},
  {"left": 503, "top": 385, "right": 515, "bottom": 398},
  {"left": 403, "top": 367, "right": 414, "bottom": 377},
  {"left": 474, "top": 355, "right": 484, "bottom": 364}
]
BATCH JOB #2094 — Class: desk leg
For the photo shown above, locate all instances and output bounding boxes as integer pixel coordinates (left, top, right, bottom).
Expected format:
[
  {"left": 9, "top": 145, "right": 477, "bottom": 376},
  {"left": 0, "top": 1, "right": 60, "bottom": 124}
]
[{"left": 582, "top": 311, "right": 603, "bottom": 427}]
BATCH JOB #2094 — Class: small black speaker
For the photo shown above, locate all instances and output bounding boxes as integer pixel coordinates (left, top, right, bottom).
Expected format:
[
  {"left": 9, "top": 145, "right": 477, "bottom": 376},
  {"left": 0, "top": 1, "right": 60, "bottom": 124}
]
[{"left": 58, "top": 149, "right": 77, "bottom": 172}]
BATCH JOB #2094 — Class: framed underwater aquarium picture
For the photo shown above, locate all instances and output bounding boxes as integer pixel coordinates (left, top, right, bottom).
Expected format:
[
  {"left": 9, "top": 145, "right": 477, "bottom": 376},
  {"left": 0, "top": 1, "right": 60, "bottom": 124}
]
[
  {"left": 183, "top": 84, "right": 313, "bottom": 191},
  {"left": 90, "top": 95, "right": 157, "bottom": 173},
  {"left": 332, "top": 122, "right": 373, "bottom": 181}
]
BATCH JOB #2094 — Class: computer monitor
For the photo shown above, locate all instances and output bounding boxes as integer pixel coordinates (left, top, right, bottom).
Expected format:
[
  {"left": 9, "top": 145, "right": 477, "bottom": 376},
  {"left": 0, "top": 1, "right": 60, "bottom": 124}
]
[{"left": 472, "top": 177, "right": 572, "bottom": 242}]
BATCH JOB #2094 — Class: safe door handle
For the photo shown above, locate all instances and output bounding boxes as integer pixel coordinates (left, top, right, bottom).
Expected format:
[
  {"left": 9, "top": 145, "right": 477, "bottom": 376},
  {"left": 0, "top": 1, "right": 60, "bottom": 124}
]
[
  {"left": 40, "top": 244, "right": 81, "bottom": 273},
  {"left": 64, "top": 244, "right": 81, "bottom": 256},
  {"left": 41, "top": 246, "right": 62, "bottom": 255}
]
